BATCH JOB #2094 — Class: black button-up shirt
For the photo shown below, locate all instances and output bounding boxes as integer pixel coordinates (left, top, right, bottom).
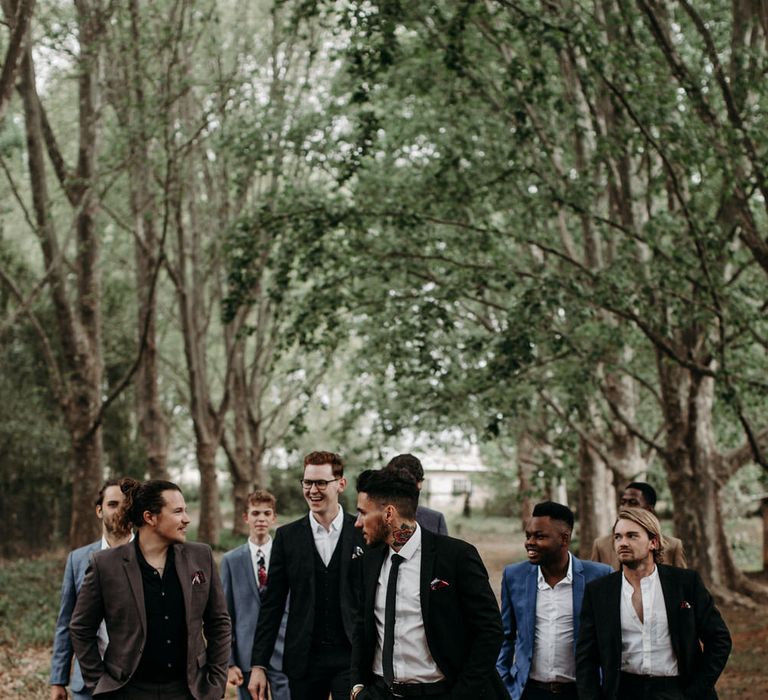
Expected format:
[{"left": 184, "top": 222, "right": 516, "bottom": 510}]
[{"left": 133, "top": 538, "right": 187, "bottom": 683}]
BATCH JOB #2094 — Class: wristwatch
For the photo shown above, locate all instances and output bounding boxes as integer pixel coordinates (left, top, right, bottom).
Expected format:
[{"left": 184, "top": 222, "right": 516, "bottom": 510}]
[{"left": 350, "top": 684, "right": 365, "bottom": 700}]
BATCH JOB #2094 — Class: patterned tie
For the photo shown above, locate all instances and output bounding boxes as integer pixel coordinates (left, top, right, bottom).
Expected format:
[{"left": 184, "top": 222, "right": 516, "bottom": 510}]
[
  {"left": 257, "top": 551, "right": 268, "bottom": 594},
  {"left": 382, "top": 553, "right": 404, "bottom": 687}
]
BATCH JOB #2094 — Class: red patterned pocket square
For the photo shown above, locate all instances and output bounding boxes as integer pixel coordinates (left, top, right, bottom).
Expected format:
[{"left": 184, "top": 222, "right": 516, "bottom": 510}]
[
  {"left": 430, "top": 578, "right": 450, "bottom": 590},
  {"left": 680, "top": 600, "right": 692, "bottom": 609}
]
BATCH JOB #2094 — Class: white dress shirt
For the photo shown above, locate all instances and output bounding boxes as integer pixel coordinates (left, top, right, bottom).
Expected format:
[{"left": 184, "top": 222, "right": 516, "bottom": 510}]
[
  {"left": 248, "top": 536, "right": 273, "bottom": 582},
  {"left": 309, "top": 506, "right": 344, "bottom": 566},
  {"left": 620, "top": 566, "right": 679, "bottom": 676},
  {"left": 373, "top": 525, "right": 444, "bottom": 683},
  {"left": 529, "top": 553, "right": 575, "bottom": 682}
]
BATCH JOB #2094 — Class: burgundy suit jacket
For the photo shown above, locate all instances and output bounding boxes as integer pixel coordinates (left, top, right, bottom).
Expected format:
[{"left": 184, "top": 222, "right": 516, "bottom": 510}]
[{"left": 70, "top": 540, "right": 231, "bottom": 699}]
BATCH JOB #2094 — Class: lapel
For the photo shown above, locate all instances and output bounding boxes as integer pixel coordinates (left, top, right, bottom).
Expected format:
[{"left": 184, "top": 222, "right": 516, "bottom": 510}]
[
  {"left": 525, "top": 563, "right": 538, "bottom": 646},
  {"left": 339, "top": 513, "right": 352, "bottom": 585},
  {"left": 419, "top": 527, "right": 436, "bottom": 626},
  {"left": 367, "top": 544, "right": 388, "bottom": 610},
  {"left": 122, "top": 542, "right": 147, "bottom": 637},
  {"left": 238, "top": 543, "right": 260, "bottom": 600},
  {"left": 174, "top": 543, "right": 193, "bottom": 621},
  {"left": 658, "top": 565, "right": 682, "bottom": 661},
  {"left": 572, "top": 555, "right": 585, "bottom": 652},
  {"left": 605, "top": 572, "right": 623, "bottom": 659}
]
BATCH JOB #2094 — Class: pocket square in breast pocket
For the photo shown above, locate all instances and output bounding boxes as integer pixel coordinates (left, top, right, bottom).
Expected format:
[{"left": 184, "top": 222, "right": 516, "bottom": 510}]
[
  {"left": 192, "top": 570, "right": 206, "bottom": 585},
  {"left": 430, "top": 578, "right": 450, "bottom": 590}
]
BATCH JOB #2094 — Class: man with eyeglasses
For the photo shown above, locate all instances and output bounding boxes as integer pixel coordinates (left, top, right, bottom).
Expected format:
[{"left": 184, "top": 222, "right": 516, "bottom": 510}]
[{"left": 248, "top": 451, "right": 365, "bottom": 700}]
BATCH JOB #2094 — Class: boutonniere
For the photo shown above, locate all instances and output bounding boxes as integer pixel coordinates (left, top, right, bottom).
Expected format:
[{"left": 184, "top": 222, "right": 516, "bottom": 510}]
[
  {"left": 430, "top": 578, "right": 450, "bottom": 590},
  {"left": 680, "top": 600, "right": 692, "bottom": 609},
  {"left": 352, "top": 545, "right": 364, "bottom": 559},
  {"left": 192, "top": 570, "right": 206, "bottom": 585}
]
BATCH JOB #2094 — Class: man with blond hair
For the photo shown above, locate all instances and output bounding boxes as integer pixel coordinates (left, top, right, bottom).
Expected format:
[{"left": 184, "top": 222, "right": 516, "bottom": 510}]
[{"left": 576, "top": 508, "right": 731, "bottom": 700}]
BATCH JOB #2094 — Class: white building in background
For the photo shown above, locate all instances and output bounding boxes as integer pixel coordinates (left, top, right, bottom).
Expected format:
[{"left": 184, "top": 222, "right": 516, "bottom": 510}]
[{"left": 419, "top": 442, "right": 492, "bottom": 513}]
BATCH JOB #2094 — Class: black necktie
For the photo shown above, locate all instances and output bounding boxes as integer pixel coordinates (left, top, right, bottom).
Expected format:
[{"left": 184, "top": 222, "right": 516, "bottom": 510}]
[{"left": 382, "top": 553, "right": 404, "bottom": 687}]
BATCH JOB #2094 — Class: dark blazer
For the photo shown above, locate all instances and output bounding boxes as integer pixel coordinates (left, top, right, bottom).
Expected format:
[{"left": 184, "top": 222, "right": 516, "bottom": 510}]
[
  {"left": 250, "top": 512, "right": 364, "bottom": 678},
  {"left": 576, "top": 565, "right": 731, "bottom": 700},
  {"left": 351, "top": 528, "right": 507, "bottom": 700},
  {"left": 416, "top": 505, "right": 449, "bottom": 535},
  {"left": 496, "top": 555, "right": 612, "bottom": 700},
  {"left": 70, "top": 541, "right": 231, "bottom": 700}
]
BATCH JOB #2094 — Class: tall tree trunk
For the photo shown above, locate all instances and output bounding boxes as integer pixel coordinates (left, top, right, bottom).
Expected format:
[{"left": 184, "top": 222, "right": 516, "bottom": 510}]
[
  {"left": 656, "top": 353, "right": 763, "bottom": 600},
  {"left": 516, "top": 430, "right": 537, "bottom": 530},
  {"left": 577, "top": 435, "right": 616, "bottom": 559},
  {"left": 17, "top": 7, "right": 105, "bottom": 547}
]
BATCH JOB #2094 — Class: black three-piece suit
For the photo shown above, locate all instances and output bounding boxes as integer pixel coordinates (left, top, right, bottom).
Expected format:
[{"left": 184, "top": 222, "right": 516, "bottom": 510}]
[
  {"left": 351, "top": 527, "right": 507, "bottom": 700},
  {"left": 576, "top": 564, "right": 732, "bottom": 700},
  {"left": 250, "top": 512, "right": 364, "bottom": 698}
]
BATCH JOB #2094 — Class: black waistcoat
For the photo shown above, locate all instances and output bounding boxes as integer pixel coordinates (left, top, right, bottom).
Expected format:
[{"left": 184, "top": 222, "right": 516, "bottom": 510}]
[{"left": 311, "top": 539, "right": 348, "bottom": 647}]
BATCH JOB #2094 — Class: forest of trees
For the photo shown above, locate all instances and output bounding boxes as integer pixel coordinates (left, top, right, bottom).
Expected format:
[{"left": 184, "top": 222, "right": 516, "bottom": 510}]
[{"left": 1, "top": 1, "right": 767, "bottom": 601}]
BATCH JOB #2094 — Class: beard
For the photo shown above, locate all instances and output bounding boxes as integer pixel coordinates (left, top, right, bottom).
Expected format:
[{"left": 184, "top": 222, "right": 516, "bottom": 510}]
[{"left": 365, "top": 517, "right": 390, "bottom": 546}]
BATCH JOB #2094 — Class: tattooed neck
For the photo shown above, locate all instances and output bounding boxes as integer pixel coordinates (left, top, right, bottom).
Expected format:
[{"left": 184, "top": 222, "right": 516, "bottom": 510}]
[{"left": 391, "top": 523, "right": 416, "bottom": 550}]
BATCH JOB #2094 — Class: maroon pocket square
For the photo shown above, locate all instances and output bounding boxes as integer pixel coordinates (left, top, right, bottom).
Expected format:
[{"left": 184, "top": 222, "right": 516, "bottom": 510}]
[
  {"left": 680, "top": 600, "right": 692, "bottom": 609},
  {"left": 430, "top": 578, "right": 450, "bottom": 590},
  {"left": 192, "top": 570, "right": 206, "bottom": 585}
]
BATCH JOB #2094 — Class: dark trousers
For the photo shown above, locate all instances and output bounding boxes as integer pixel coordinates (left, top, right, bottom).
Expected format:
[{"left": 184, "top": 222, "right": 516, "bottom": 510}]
[
  {"left": 521, "top": 681, "right": 578, "bottom": 700},
  {"left": 289, "top": 645, "right": 351, "bottom": 700},
  {"left": 617, "top": 672, "right": 685, "bottom": 700},
  {"left": 103, "top": 679, "right": 193, "bottom": 700}
]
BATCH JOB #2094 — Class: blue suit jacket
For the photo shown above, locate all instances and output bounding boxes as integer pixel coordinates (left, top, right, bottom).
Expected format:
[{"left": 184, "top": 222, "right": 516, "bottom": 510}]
[
  {"left": 220, "top": 543, "right": 290, "bottom": 700},
  {"left": 50, "top": 540, "right": 102, "bottom": 695},
  {"left": 416, "top": 505, "right": 449, "bottom": 535},
  {"left": 496, "top": 555, "right": 612, "bottom": 700}
]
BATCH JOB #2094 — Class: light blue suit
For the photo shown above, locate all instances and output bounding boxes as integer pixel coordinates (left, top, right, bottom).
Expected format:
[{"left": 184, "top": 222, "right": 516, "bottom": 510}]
[
  {"left": 496, "top": 555, "right": 612, "bottom": 700},
  {"left": 220, "top": 543, "right": 290, "bottom": 700},
  {"left": 50, "top": 540, "right": 102, "bottom": 700}
]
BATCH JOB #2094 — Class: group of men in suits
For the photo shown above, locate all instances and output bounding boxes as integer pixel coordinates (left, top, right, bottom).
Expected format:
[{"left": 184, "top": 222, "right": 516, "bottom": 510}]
[{"left": 51, "top": 459, "right": 732, "bottom": 700}]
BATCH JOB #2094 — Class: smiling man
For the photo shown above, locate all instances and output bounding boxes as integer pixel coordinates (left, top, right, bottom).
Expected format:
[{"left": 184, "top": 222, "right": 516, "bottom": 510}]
[
  {"left": 70, "top": 480, "right": 231, "bottom": 700},
  {"left": 576, "top": 508, "right": 731, "bottom": 700},
  {"left": 496, "top": 502, "right": 611, "bottom": 700},
  {"left": 248, "top": 452, "right": 364, "bottom": 700}
]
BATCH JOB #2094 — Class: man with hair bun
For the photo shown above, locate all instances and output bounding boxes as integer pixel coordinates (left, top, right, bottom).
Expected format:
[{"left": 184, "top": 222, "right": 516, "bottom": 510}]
[
  {"left": 576, "top": 507, "right": 731, "bottom": 700},
  {"left": 350, "top": 468, "right": 506, "bottom": 700},
  {"left": 70, "top": 479, "right": 231, "bottom": 700},
  {"left": 50, "top": 477, "right": 137, "bottom": 700},
  {"left": 496, "top": 501, "right": 611, "bottom": 700}
]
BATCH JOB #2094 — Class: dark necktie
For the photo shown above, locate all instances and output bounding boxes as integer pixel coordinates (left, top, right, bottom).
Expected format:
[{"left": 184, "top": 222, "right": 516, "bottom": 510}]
[
  {"left": 257, "top": 552, "right": 268, "bottom": 593},
  {"left": 382, "top": 553, "right": 404, "bottom": 687}
]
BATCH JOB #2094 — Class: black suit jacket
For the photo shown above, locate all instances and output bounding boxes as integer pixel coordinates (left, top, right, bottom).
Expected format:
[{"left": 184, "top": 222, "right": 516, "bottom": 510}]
[
  {"left": 250, "top": 512, "right": 364, "bottom": 678},
  {"left": 576, "top": 564, "right": 731, "bottom": 700},
  {"left": 351, "top": 528, "right": 506, "bottom": 700}
]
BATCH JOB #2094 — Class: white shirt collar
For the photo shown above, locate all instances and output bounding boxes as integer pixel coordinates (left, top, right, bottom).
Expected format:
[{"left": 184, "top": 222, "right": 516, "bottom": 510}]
[
  {"left": 389, "top": 522, "right": 421, "bottom": 561},
  {"left": 101, "top": 532, "right": 134, "bottom": 550},
  {"left": 309, "top": 504, "right": 344, "bottom": 533},
  {"left": 622, "top": 563, "right": 658, "bottom": 591},
  {"left": 537, "top": 552, "right": 573, "bottom": 589},
  {"left": 248, "top": 535, "right": 272, "bottom": 558}
]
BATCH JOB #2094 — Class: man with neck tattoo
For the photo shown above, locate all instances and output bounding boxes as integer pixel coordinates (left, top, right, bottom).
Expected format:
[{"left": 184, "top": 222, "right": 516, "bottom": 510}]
[{"left": 350, "top": 468, "right": 507, "bottom": 700}]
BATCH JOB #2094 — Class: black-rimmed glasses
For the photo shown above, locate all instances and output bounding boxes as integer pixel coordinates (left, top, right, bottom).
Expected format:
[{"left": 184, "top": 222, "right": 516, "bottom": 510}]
[{"left": 299, "top": 478, "right": 339, "bottom": 491}]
